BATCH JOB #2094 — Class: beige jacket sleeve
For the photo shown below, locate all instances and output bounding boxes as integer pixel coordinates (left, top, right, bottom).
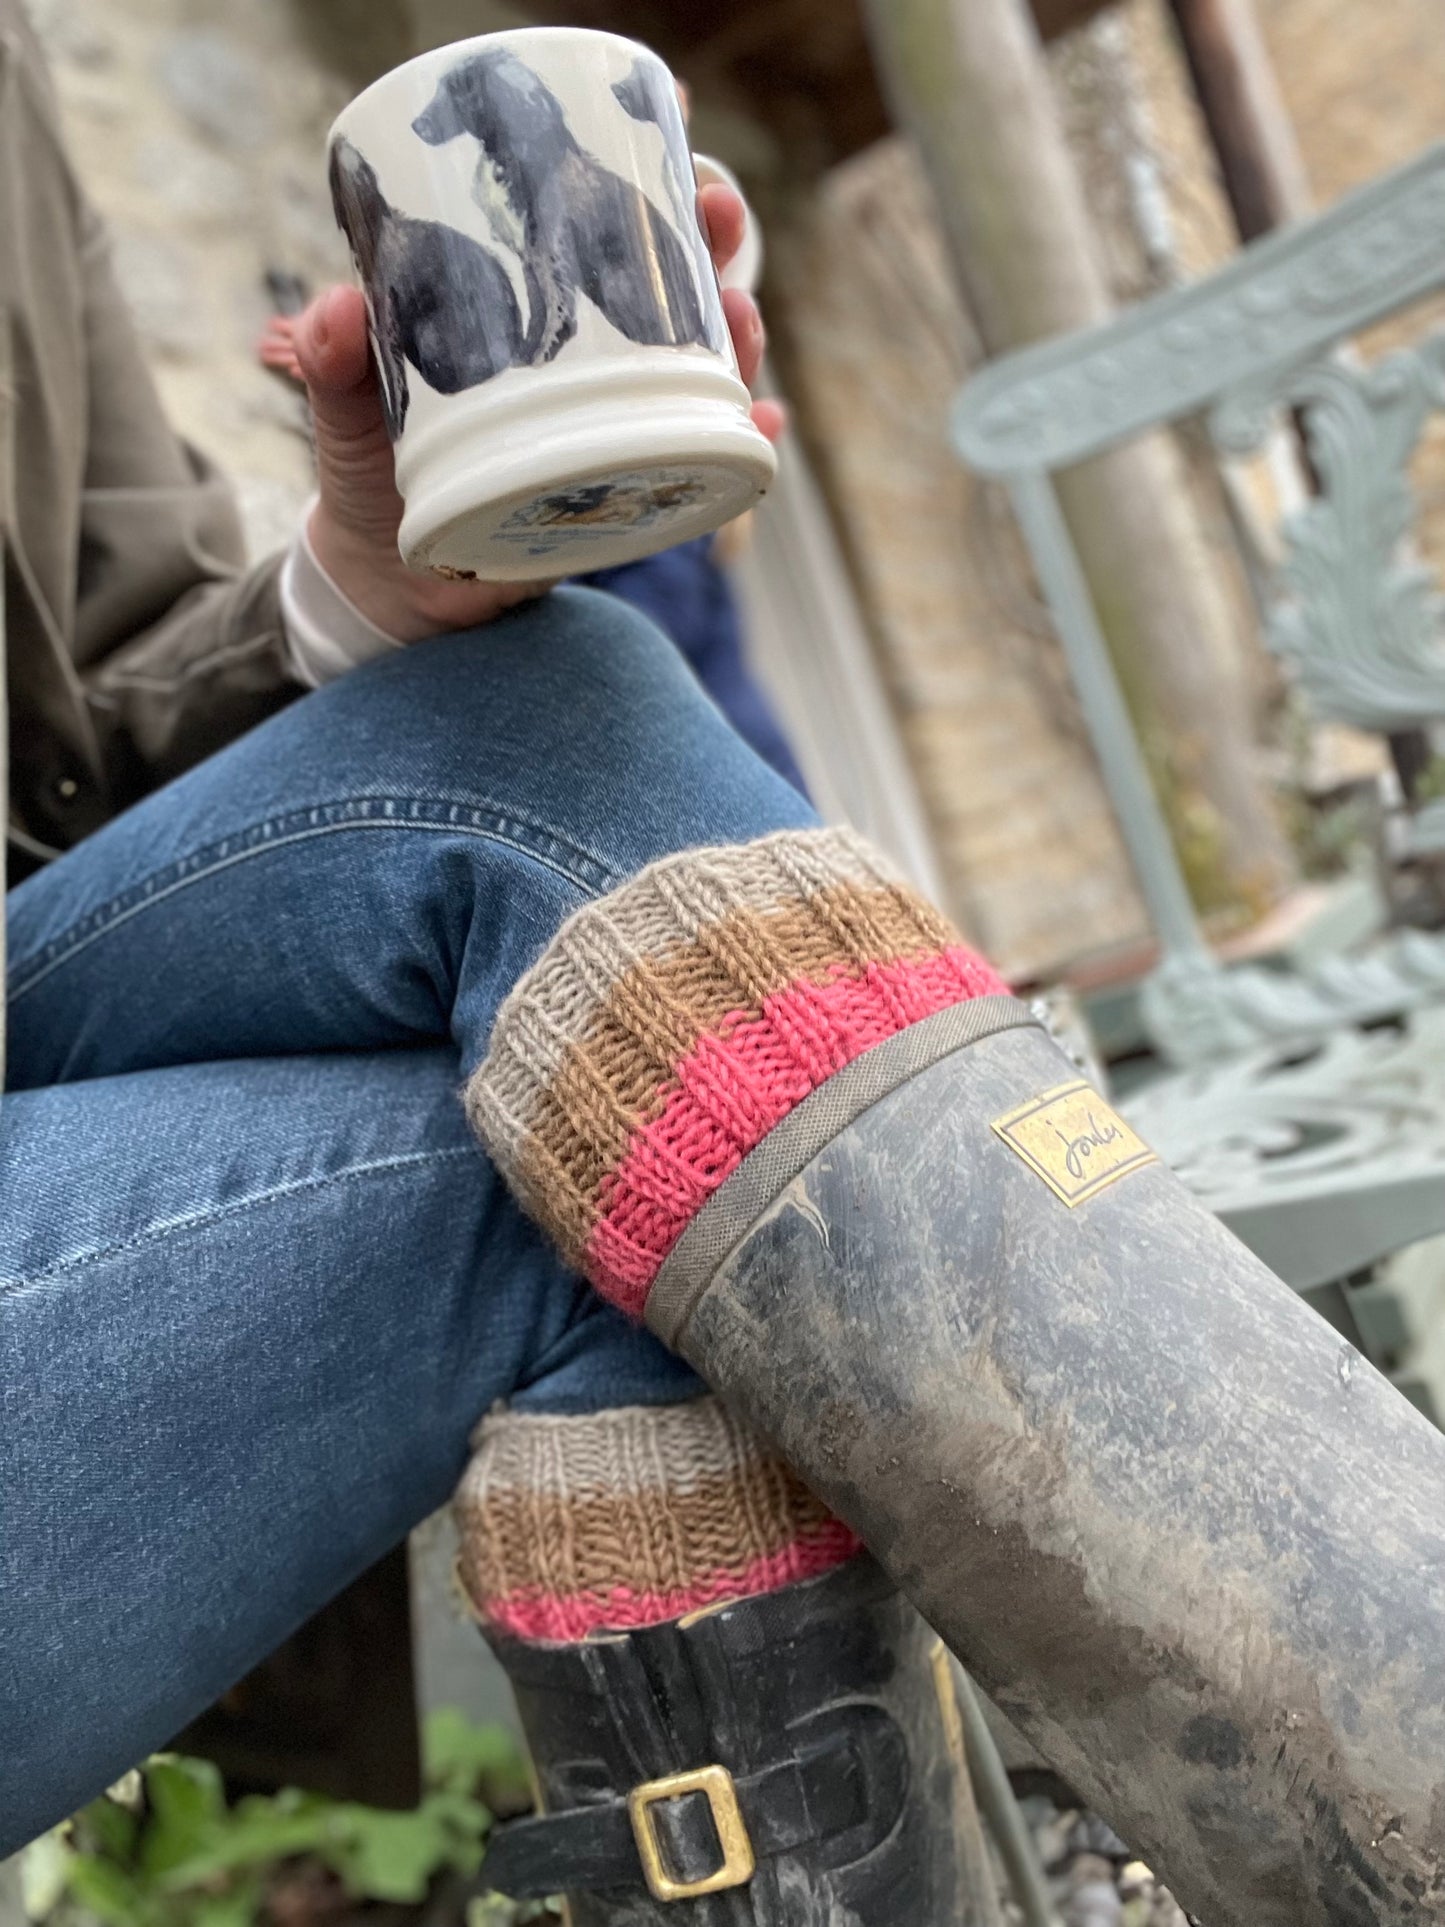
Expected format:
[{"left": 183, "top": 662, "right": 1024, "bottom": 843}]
[
  {"left": 65, "top": 166, "right": 300, "bottom": 807},
  {"left": 2, "top": 0, "right": 299, "bottom": 850}
]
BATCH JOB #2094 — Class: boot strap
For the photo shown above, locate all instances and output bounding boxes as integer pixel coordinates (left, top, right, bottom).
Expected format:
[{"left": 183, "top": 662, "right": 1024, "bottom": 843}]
[{"left": 480, "top": 1732, "right": 864, "bottom": 1903}]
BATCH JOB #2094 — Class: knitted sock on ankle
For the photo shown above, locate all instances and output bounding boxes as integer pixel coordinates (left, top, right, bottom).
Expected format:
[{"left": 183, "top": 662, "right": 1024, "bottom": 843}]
[
  {"left": 468, "top": 825, "right": 1007, "bottom": 1319},
  {"left": 455, "top": 1399, "right": 861, "bottom": 1642}
]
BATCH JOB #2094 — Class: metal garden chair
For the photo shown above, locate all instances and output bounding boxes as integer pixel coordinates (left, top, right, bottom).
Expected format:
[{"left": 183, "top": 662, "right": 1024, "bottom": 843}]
[{"left": 952, "top": 143, "right": 1445, "bottom": 1402}]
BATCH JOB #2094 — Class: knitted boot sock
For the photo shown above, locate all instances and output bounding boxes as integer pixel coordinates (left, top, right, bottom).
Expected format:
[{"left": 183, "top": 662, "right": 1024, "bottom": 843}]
[
  {"left": 455, "top": 1398, "right": 976, "bottom": 1922},
  {"left": 467, "top": 825, "right": 1013, "bottom": 1317},
  {"left": 455, "top": 1396, "right": 860, "bottom": 1644}
]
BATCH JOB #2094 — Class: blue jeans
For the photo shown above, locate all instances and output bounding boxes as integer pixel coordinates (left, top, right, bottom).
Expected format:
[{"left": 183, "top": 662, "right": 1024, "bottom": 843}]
[{"left": 0, "top": 588, "right": 815, "bottom": 1851}]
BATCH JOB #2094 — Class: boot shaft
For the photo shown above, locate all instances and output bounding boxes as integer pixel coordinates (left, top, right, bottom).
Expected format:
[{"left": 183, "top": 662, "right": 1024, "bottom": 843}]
[{"left": 667, "top": 1019, "right": 1445, "bottom": 1927}]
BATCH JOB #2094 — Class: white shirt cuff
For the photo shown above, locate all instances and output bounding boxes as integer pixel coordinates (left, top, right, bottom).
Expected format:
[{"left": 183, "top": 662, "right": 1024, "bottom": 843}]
[{"left": 279, "top": 501, "right": 404, "bottom": 688}]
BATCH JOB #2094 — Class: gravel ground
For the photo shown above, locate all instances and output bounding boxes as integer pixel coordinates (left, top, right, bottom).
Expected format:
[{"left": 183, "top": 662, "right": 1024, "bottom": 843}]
[{"left": 1005, "top": 1795, "right": 1196, "bottom": 1927}]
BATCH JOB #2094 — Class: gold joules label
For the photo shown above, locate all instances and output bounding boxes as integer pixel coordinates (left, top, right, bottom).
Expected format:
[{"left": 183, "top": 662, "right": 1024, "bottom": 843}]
[{"left": 991, "top": 1080, "right": 1157, "bottom": 1206}]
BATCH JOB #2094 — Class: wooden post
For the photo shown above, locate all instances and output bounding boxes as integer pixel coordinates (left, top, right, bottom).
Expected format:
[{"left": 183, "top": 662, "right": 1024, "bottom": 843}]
[
  {"left": 1167, "top": 0, "right": 1311, "bottom": 241},
  {"left": 860, "top": 0, "right": 1295, "bottom": 921},
  {"left": 1169, "top": 0, "right": 1431, "bottom": 797},
  {"left": 1167, "top": 0, "right": 1427, "bottom": 794}
]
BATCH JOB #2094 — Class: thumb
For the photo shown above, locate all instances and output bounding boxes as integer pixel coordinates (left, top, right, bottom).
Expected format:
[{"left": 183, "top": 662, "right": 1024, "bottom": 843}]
[
  {"left": 292, "top": 284, "right": 404, "bottom": 548},
  {"left": 292, "top": 285, "right": 386, "bottom": 447}
]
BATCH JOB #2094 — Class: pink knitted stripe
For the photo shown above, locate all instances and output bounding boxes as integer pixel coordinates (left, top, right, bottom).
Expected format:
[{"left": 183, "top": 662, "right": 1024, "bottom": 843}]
[
  {"left": 480, "top": 1520, "right": 863, "bottom": 1643},
  {"left": 585, "top": 945, "right": 1006, "bottom": 1313}
]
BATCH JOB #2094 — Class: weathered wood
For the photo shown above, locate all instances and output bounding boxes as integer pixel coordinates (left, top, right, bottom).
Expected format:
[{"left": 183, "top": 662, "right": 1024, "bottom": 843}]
[
  {"left": 767, "top": 139, "right": 1149, "bottom": 978},
  {"left": 860, "top": 0, "right": 1294, "bottom": 921},
  {"left": 1168, "top": 0, "right": 1312, "bottom": 241},
  {"left": 1162, "top": 7, "right": 1438, "bottom": 802},
  {"left": 174, "top": 1545, "right": 421, "bottom": 1807}
]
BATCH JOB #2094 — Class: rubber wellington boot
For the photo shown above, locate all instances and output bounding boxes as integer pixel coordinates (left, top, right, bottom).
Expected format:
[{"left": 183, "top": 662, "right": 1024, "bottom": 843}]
[
  {"left": 453, "top": 1402, "right": 992, "bottom": 1924},
  {"left": 471, "top": 828, "right": 1445, "bottom": 1927}
]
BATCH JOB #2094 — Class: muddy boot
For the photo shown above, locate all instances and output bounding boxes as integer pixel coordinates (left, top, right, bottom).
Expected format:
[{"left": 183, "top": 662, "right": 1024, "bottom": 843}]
[
  {"left": 454, "top": 1401, "right": 987, "bottom": 1923},
  {"left": 471, "top": 827, "right": 1445, "bottom": 1927}
]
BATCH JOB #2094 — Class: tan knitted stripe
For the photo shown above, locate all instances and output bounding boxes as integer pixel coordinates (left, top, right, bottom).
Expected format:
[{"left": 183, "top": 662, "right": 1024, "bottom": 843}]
[
  {"left": 455, "top": 1400, "right": 833, "bottom": 1615},
  {"left": 474, "top": 828, "right": 934, "bottom": 1131},
  {"left": 456, "top": 1464, "right": 839, "bottom": 1613},
  {"left": 476, "top": 892, "right": 952, "bottom": 1262},
  {"left": 483, "top": 826, "right": 901, "bottom": 1062},
  {"left": 471, "top": 881, "right": 959, "bottom": 1258}
]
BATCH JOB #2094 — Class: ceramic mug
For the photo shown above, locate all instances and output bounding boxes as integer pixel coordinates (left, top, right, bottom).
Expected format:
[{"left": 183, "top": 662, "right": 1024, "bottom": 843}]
[{"left": 327, "top": 27, "right": 776, "bottom": 580}]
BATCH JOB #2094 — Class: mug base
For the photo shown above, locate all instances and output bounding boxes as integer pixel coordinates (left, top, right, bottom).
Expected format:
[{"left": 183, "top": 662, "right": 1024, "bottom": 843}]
[{"left": 397, "top": 379, "right": 776, "bottom": 581}]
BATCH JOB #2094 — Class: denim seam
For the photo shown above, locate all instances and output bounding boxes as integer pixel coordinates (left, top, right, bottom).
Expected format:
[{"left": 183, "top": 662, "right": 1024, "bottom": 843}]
[
  {"left": 8, "top": 799, "right": 624, "bottom": 1003},
  {"left": 0, "top": 1143, "right": 481, "bottom": 1300}
]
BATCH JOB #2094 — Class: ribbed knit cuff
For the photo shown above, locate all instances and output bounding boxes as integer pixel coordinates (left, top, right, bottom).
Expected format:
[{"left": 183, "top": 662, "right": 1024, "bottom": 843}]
[
  {"left": 468, "top": 826, "right": 1006, "bottom": 1318},
  {"left": 456, "top": 1399, "right": 861, "bottom": 1643}
]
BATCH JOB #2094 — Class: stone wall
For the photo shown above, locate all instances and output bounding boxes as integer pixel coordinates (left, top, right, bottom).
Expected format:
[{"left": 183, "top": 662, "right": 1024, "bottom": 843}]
[
  {"left": 1263, "top": 0, "right": 1444, "bottom": 203},
  {"left": 27, "top": 0, "right": 354, "bottom": 556},
  {"left": 1262, "top": 0, "right": 1445, "bottom": 575}
]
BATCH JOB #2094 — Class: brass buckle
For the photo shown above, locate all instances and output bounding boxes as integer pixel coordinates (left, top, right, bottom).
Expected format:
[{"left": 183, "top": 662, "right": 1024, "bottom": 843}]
[{"left": 627, "top": 1764, "right": 757, "bottom": 1902}]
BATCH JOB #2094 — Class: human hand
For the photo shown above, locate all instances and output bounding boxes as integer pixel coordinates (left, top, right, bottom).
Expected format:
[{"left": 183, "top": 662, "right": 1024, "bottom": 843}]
[{"left": 263, "top": 180, "right": 781, "bottom": 644}]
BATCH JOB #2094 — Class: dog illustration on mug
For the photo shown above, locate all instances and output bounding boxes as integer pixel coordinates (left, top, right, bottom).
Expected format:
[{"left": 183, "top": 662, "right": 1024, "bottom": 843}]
[
  {"left": 410, "top": 48, "right": 724, "bottom": 365},
  {"left": 328, "top": 137, "right": 523, "bottom": 435},
  {"left": 610, "top": 56, "right": 702, "bottom": 265}
]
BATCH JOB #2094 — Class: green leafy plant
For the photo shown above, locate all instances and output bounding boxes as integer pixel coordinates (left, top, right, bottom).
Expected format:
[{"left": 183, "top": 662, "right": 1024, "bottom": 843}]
[
  {"left": 1412, "top": 754, "right": 1445, "bottom": 806},
  {"left": 28, "top": 1711, "right": 533, "bottom": 1927}
]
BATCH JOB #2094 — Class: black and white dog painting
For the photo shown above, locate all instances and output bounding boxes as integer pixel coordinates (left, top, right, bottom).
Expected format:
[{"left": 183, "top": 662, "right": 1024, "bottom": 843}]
[
  {"left": 411, "top": 47, "right": 721, "bottom": 366},
  {"left": 328, "top": 136, "right": 524, "bottom": 436},
  {"left": 610, "top": 56, "right": 697, "bottom": 250}
]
